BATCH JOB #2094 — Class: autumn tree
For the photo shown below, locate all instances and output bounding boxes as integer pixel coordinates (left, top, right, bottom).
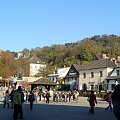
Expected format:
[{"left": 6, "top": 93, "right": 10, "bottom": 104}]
[
  {"left": 36, "top": 64, "right": 54, "bottom": 78},
  {"left": 0, "top": 51, "right": 17, "bottom": 78}
]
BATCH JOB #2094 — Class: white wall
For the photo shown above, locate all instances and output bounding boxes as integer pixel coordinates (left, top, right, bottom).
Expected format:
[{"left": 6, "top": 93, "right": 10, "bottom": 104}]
[
  {"left": 30, "top": 63, "right": 46, "bottom": 77},
  {"left": 79, "top": 67, "right": 113, "bottom": 90}
]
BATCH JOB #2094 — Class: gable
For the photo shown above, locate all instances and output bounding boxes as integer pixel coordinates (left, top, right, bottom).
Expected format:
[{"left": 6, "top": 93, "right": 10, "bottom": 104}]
[
  {"left": 107, "top": 66, "right": 120, "bottom": 77},
  {"left": 65, "top": 65, "right": 79, "bottom": 77},
  {"left": 29, "top": 55, "right": 45, "bottom": 64}
]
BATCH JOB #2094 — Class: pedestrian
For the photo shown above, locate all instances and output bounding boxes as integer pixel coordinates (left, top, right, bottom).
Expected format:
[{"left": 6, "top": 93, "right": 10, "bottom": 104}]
[
  {"left": 34, "top": 91, "right": 38, "bottom": 103},
  {"left": 88, "top": 90, "right": 97, "bottom": 114},
  {"left": 28, "top": 91, "right": 35, "bottom": 110},
  {"left": 38, "top": 90, "right": 42, "bottom": 101},
  {"left": 105, "top": 91, "right": 112, "bottom": 111},
  {"left": 13, "top": 86, "right": 24, "bottom": 120},
  {"left": 68, "top": 91, "right": 71, "bottom": 102},
  {"left": 3, "top": 90, "right": 10, "bottom": 108},
  {"left": 112, "top": 84, "right": 120, "bottom": 120},
  {"left": 9, "top": 89, "right": 15, "bottom": 109},
  {"left": 45, "top": 91, "right": 50, "bottom": 103}
]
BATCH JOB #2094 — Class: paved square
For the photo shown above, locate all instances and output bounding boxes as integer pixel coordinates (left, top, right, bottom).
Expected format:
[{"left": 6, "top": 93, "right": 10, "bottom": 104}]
[{"left": 0, "top": 96, "right": 116, "bottom": 120}]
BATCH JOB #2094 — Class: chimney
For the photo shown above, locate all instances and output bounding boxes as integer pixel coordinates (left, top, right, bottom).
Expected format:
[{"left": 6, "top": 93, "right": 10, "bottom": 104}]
[
  {"left": 102, "top": 54, "right": 109, "bottom": 59},
  {"left": 111, "top": 58, "right": 117, "bottom": 65},
  {"left": 117, "top": 56, "right": 120, "bottom": 63}
]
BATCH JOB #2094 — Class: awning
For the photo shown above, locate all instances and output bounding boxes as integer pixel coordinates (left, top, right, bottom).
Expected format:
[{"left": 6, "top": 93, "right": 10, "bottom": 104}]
[{"left": 11, "top": 78, "right": 17, "bottom": 83}]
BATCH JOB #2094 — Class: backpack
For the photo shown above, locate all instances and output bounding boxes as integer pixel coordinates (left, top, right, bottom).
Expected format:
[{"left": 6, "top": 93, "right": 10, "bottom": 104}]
[
  {"left": 13, "top": 91, "right": 21, "bottom": 105},
  {"left": 28, "top": 94, "right": 35, "bottom": 102}
]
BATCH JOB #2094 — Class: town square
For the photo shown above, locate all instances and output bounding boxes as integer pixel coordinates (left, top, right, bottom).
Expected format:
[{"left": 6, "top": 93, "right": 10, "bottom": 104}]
[
  {"left": 0, "top": 91, "right": 116, "bottom": 120},
  {"left": 0, "top": 1, "right": 120, "bottom": 120}
]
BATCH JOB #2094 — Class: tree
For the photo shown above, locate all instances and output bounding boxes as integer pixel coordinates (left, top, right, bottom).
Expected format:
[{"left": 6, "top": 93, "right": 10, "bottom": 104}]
[
  {"left": 77, "top": 49, "right": 93, "bottom": 61},
  {"left": 36, "top": 64, "right": 54, "bottom": 78},
  {"left": 22, "top": 48, "right": 30, "bottom": 58},
  {"left": 0, "top": 51, "right": 17, "bottom": 78}
]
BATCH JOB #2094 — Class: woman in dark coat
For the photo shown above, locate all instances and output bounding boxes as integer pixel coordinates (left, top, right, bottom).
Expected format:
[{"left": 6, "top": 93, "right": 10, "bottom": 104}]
[
  {"left": 88, "top": 90, "right": 97, "bottom": 114},
  {"left": 112, "top": 84, "right": 120, "bottom": 120},
  {"left": 28, "top": 91, "right": 35, "bottom": 110}
]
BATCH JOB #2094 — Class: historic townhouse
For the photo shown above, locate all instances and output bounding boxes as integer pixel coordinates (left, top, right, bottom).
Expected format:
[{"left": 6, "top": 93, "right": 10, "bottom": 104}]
[
  {"left": 48, "top": 67, "right": 70, "bottom": 89},
  {"left": 106, "top": 66, "right": 120, "bottom": 91},
  {"left": 22, "top": 55, "right": 46, "bottom": 82},
  {"left": 64, "top": 64, "right": 80, "bottom": 90},
  {"left": 64, "top": 59, "right": 116, "bottom": 91}
]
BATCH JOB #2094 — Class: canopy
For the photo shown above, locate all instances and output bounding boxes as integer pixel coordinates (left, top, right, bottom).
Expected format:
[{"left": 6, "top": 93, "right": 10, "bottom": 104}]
[
  {"left": 11, "top": 78, "right": 17, "bottom": 83},
  {"left": 29, "top": 78, "right": 57, "bottom": 91}
]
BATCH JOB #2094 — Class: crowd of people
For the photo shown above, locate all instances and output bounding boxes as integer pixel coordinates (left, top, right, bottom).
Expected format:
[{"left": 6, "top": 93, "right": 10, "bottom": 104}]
[
  {"left": 2, "top": 84, "right": 120, "bottom": 120},
  {"left": 53, "top": 90, "right": 79, "bottom": 102}
]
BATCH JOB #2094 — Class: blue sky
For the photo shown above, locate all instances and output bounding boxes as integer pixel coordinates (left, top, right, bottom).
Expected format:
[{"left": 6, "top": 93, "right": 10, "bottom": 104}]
[{"left": 0, "top": 0, "right": 120, "bottom": 52}]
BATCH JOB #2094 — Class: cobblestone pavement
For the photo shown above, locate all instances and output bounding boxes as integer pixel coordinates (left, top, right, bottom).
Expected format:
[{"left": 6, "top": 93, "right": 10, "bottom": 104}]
[{"left": 0, "top": 95, "right": 116, "bottom": 120}]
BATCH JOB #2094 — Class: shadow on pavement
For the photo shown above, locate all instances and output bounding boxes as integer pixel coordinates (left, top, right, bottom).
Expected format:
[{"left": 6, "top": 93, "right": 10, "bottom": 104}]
[{"left": 0, "top": 102, "right": 116, "bottom": 120}]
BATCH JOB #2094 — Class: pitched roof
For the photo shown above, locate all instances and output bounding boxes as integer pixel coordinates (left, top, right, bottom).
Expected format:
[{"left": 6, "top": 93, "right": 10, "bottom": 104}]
[
  {"left": 29, "top": 78, "right": 57, "bottom": 86},
  {"left": 73, "top": 59, "right": 116, "bottom": 71},
  {"left": 48, "top": 67, "right": 70, "bottom": 78},
  {"left": 28, "top": 55, "right": 45, "bottom": 64},
  {"left": 107, "top": 65, "right": 120, "bottom": 77},
  {"left": 73, "top": 64, "right": 85, "bottom": 71}
]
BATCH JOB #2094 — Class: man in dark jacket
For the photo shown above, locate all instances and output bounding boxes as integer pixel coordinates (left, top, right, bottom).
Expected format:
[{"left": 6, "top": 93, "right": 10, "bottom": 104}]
[
  {"left": 46, "top": 91, "right": 50, "bottom": 103},
  {"left": 13, "top": 86, "right": 24, "bottom": 120}
]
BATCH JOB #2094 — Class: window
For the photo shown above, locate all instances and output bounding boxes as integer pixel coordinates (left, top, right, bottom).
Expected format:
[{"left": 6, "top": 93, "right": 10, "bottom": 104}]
[
  {"left": 83, "top": 73, "right": 86, "bottom": 78},
  {"left": 91, "top": 72, "right": 94, "bottom": 78},
  {"left": 111, "top": 84, "right": 116, "bottom": 91},
  {"left": 37, "top": 61, "right": 39, "bottom": 63},
  {"left": 70, "top": 69, "right": 74, "bottom": 73},
  {"left": 116, "top": 70, "right": 120, "bottom": 76},
  {"left": 100, "top": 71, "right": 103, "bottom": 77},
  {"left": 35, "top": 66, "right": 37, "bottom": 71}
]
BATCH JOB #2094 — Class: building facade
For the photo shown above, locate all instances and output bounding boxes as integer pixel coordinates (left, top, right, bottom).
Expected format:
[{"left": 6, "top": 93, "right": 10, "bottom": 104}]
[
  {"left": 48, "top": 67, "right": 70, "bottom": 89},
  {"left": 64, "top": 65, "right": 79, "bottom": 90},
  {"left": 48, "top": 67, "right": 70, "bottom": 82},
  {"left": 20, "top": 55, "right": 46, "bottom": 82},
  {"left": 64, "top": 59, "right": 116, "bottom": 91},
  {"left": 106, "top": 66, "right": 120, "bottom": 91}
]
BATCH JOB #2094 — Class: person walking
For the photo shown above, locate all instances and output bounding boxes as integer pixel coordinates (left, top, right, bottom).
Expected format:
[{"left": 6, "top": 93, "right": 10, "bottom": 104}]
[
  {"left": 3, "top": 90, "right": 10, "bottom": 108},
  {"left": 34, "top": 91, "right": 38, "bottom": 103},
  {"left": 13, "top": 86, "right": 24, "bottom": 120},
  {"left": 105, "top": 91, "right": 112, "bottom": 111},
  {"left": 28, "top": 91, "right": 35, "bottom": 110},
  {"left": 68, "top": 91, "right": 71, "bottom": 102},
  {"left": 46, "top": 91, "right": 50, "bottom": 103},
  {"left": 88, "top": 90, "right": 97, "bottom": 114},
  {"left": 9, "top": 89, "right": 15, "bottom": 109},
  {"left": 112, "top": 84, "right": 120, "bottom": 120}
]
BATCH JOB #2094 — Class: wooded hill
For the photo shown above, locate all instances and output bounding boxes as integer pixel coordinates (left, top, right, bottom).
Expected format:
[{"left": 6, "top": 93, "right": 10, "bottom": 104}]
[
  {"left": 25, "top": 34, "right": 120, "bottom": 67},
  {"left": 1, "top": 34, "right": 120, "bottom": 78}
]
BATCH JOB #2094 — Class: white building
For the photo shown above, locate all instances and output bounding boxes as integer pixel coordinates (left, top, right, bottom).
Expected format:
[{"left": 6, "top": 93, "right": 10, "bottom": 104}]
[
  {"left": 22, "top": 55, "right": 46, "bottom": 82},
  {"left": 17, "top": 52, "right": 23, "bottom": 59},
  {"left": 64, "top": 59, "right": 116, "bottom": 91},
  {"left": 48, "top": 67, "right": 70, "bottom": 83},
  {"left": 106, "top": 66, "right": 120, "bottom": 91}
]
